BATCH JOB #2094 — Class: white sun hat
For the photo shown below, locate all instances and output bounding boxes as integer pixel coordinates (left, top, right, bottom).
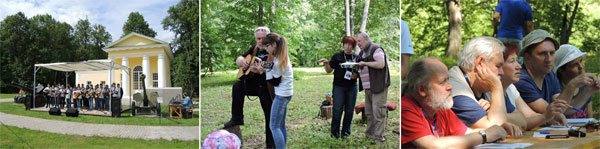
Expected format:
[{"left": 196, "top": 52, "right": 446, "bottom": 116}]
[{"left": 553, "top": 44, "right": 587, "bottom": 73}]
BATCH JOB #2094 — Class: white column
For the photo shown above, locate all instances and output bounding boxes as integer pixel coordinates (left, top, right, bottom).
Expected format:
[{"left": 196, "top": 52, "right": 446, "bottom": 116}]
[
  {"left": 122, "top": 56, "right": 129, "bottom": 97},
  {"left": 157, "top": 54, "right": 165, "bottom": 88},
  {"left": 75, "top": 72, "right": 79, "bottom": 85},
  {"left": 109, "top": 57, "right": 115, "bottom": 84},
  {"left": 142, "top": 55, "right": 150, "bottom": 88}
]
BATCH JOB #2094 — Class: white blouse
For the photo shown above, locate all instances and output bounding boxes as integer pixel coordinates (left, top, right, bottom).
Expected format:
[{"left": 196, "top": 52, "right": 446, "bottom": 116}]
[{"left": 266, "top": 57, "right": 293, "bottom": 97}]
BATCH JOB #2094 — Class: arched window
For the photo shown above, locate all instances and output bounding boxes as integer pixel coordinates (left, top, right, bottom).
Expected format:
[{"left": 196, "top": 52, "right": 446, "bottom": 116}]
[{"left": 132, "top": 66, "right": 143, "bottom": 90}]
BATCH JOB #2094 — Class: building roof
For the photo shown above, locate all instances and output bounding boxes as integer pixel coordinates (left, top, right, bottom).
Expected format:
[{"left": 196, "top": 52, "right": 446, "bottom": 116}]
[
  {"left": 102, "top": 32, "right": 174, "bottom": 59},
  {"left": 35, "top": 59, "right": 129, "bottom": 73}
]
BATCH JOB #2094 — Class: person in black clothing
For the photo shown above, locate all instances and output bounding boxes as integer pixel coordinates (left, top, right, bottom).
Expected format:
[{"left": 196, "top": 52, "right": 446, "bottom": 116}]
[
  {"left": 319, "top": 36, "right": 359, "bottom": 138},
  {"left": 224, "top": 26, "right": 274, "bottom": 148}
]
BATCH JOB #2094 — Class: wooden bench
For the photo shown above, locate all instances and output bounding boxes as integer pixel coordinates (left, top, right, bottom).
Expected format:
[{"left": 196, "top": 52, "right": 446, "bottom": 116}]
[{"left": 184, "top": 107, "right": 194, "bottom": 119}]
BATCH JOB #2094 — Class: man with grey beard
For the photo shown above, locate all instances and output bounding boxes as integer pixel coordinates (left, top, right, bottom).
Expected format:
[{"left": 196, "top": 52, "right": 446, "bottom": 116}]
[
  {"left": 449, "top": 36, "right": 522, "bottom": 136},
  {"left": 401, "top": 58, "right": 507, "bottom": 148}
]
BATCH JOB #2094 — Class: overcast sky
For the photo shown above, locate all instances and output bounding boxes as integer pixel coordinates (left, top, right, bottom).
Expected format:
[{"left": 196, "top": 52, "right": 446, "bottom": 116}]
[{"left": 0, "top": 0, "right": 179, "bottom": 43}]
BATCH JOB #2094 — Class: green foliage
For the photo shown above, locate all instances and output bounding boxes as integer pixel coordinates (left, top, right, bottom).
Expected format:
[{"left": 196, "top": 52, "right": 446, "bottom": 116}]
[
  {"left": 0, "top": 12, "right": 111, "bottom": 93},
  {"left": 122, "top": 12, "right": 157, "bottom": 38},
  {"left": 74, "top": 18, "right": 111, "bottom": 60},
  {"left": 0, "top": 125, "right": 198, "bottom": 148},
  {"left": 201, "top": 0, "right": 399, "bottom": 72},
  {"left": 402, "top": 0, "right": 600, "bottom": 57},
  {"left": 163, "top": 0, "right": 200, "bottom": 98}
]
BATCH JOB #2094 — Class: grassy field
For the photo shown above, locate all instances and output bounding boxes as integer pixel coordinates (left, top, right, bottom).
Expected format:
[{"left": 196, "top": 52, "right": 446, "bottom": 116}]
[
  {"left": 201, "top": 68, "right": 401, "bottom": 148},
  {"left": 0, "top": 94, "right": 18, "bottom": 98},
  {"left": 0, "top": 124, "right": 198, "bottom": 148},
  {"left": 0, "top": 102, "right": 199, "bottom": 126}
]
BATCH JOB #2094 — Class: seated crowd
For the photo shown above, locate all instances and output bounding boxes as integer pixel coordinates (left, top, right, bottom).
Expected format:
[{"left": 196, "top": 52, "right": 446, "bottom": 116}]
[{"left": 401, "top": 30, "right": 600, "bottom": 147}]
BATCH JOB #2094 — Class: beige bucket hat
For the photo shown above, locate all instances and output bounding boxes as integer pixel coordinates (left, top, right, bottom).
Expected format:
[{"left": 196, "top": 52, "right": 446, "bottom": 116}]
[{"left": 520, "top": 29, "right": 559, "bottom": 56}]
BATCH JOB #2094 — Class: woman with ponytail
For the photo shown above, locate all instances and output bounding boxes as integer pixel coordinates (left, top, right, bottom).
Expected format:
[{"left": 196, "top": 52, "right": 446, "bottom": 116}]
[{"left": 260, "top": 33, "right": 293, "bottom": 149}]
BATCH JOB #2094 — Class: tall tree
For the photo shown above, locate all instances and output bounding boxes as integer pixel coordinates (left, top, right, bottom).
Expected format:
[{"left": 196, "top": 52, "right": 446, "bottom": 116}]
[
  {"left": 163, "top": 0, "right": 199, "bottom": 97},
  {"left": 359, "top": 0, "right": 370, "bottom": 33},
  {"left": 0, "top": 12, "right": 31, "bottom": 90},
  {"left": 559, "top": 0, "right": 579, "bottom": 44},
  {"left": 345, "top": 0, "right": 351, "bottom": 36},
  {"left": 350, "top": 0, "right": 356, "bottom": 36},
  {"left": 90, "top": 24, "right": 112, "bottom": 58},
  {"left": 122, "top": 12, "right": 157, "bottom": 38},
  {"left": 446, "top": 0, "right": 462, "bottom": 57},
  {"left": 74, "top": 19, "right": 93, "bottom": 60},
  {"left": 74, "top": 19, "right": 112, "bottom": 60},
  {"left": 258, "top": 0, "right": 264, "bottom": 26}
]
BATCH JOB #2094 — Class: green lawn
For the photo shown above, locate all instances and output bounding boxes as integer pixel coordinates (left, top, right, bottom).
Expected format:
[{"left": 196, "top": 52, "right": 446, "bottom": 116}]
[
  {"left": 0, "top": 124, "right": 198, "bottom": 148},
  {"left": 201, "top": 68, "right": 401, "bottom": 148},
  {"left": 0, "top": 94, "right": 18, "bottom": 99},
  {"left": 0, "top": 102, "right": 198, "bottom": 126}
]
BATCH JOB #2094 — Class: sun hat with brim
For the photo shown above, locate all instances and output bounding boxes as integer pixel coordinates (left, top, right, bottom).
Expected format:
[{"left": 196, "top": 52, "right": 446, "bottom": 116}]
[
  {"left": 553, "top": 44, "right": 587, "bottom": 73},
  {"left": 520, "top": 29, "right": 559, "bottom": 56}
]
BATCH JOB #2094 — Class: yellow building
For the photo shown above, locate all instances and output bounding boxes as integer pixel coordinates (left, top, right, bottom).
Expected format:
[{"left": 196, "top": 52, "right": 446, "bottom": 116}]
[{"left": 76, "top": 32, "right": 180, "bottom": 103}]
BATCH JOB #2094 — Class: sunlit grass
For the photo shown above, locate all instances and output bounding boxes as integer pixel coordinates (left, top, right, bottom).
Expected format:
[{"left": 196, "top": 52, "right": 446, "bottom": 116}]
[{"left": 201, "top": 68, "right": 400, "bottom": 148}]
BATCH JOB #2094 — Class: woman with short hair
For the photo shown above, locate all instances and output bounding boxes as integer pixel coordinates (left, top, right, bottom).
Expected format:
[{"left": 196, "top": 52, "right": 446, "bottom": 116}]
[{"left": 319, "top": 36, "right": 359, "bottom": 138}]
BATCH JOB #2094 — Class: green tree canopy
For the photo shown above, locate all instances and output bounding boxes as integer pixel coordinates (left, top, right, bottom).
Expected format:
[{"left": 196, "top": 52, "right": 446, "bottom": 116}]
[
  {"left": 122, "top": 12, "right": 157, "bottom": 38},
  {"left": 1, "top": 12, "right": 112, "bottom": 93},
  {"left": 163, "top": 0, "right": 199, "bottom": 97},
  {"left": 201, "top": 0, "right": 399, "bottom": 73}
]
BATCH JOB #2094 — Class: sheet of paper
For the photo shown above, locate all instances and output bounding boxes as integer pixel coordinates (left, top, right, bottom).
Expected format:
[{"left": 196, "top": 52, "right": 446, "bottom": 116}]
[
  {"left": 566, "top": 118, "right": 597, "bottom": 124},
  {"left": 533, "top": 132, "right": 568, "bottom": 137},
  {"left": 474, "top": 143, "right": 533, "bottom": 149},
  {"left": 537, "top": 126, "right": 579, "bottom": 131}
]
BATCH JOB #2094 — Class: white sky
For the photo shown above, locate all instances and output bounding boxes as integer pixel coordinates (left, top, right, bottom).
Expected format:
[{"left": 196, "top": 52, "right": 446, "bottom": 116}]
[{"left": 0, "top": 0, "right": 179, "bottom": 43}]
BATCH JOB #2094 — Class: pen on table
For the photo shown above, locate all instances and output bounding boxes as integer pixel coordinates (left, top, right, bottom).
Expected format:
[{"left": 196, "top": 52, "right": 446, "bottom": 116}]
[{"left": 539, "top": 131, "right": 568, "bottom": 134}]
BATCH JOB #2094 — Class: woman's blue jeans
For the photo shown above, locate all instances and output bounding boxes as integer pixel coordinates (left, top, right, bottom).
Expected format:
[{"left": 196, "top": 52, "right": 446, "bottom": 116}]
[
  {"left": 270, "top": 95, "right": 292, "bottom": 149},
  {"left": 331, "top": 84, "right": 358, "bottom": 138}
]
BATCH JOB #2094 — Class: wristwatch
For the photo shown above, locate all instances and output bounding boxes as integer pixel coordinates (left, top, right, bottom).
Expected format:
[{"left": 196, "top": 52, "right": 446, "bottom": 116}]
[{"left": 479, "top": 130, "right": 487, "bottom": 144}]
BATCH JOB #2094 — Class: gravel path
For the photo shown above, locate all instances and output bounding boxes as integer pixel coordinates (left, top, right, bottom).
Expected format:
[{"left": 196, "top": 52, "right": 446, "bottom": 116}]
[
  {"left": 0, "top": 98, "right": 12, "bottom": 103},
  {"left": 0, "top": 98, "right": 198, "bottom": 141}
]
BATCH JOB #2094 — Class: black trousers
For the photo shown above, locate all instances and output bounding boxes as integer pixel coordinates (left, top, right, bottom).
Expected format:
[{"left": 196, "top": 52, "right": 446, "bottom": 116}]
[
  {"left": 231, "top": 80, "right": 274, "bottom": 147},
  {"left": 46, "top": 95, "right": 51, "bottom": 107}
]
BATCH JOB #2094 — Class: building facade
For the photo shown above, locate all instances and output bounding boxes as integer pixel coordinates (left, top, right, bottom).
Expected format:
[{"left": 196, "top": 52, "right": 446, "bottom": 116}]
[{"left": 76, "top": 32, "right": 179, "bottom": 103}]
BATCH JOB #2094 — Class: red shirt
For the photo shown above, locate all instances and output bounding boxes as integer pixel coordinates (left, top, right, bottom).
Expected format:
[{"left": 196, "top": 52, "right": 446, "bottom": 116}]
[{"left": 401, "top": 95, "right": 467, "bottom": 148}]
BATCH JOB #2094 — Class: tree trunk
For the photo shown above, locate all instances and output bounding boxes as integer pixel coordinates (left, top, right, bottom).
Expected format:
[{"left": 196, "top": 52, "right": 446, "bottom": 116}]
[
  {"left": 350, "top": 0, "right": 355, "bottom": 36},
  {"left": 359, "top": 0, "right": 370, "bottom": 33},
  {"left": 567, "top": 0, "right": 579, "bottom": 43},
  {"left": 560, "top": 0, "right": 579, "bottom": 44},
  {"left": 272, "top": 0, "right": 276, "bottom": 14},
  {"left": 272, "top": 0, "right": 276, "bottom": 25},
  {"left": 258, "top": 0, "right": 263, "bottom": 26},
  {"left": 446, "top": 0, "right": 462, "bottom": 57},
  {"left": 207, "top": 49, "right": 213, "bottom": 74},
  {"left": 345, "top": 0, "right": 351, "bottom": 36}
]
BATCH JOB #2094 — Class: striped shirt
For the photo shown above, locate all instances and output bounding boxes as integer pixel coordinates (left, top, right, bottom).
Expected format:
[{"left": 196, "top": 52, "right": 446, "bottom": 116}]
[{"left": 358, "top": 48, "right": 385, "bottom": 89}]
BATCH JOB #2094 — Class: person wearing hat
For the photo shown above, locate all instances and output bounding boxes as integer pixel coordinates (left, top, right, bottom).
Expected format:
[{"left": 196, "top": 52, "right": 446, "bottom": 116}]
[
  {"left": 554, "top": 44, "right": 600, "bottom": 118},
  {"left": 513, "top": 29, "right": 595, "bottom": 125},
  {"left": 501, "top": 43, "right": 569, "bottom": 130}
]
